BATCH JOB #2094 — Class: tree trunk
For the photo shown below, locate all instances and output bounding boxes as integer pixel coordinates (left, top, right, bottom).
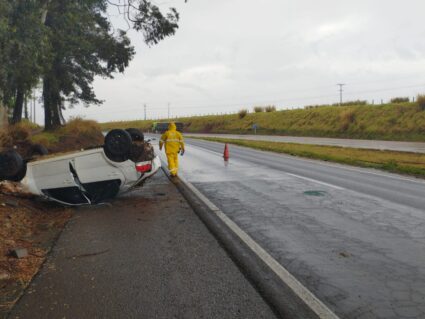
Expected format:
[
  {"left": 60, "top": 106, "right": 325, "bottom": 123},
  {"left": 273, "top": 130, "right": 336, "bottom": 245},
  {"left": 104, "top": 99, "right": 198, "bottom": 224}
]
[
  {"left": 24, "top": 94, "right": 28, "bottom": 119},
  {"left": 11, "top": 88, "right": 24, "bottom": 124},
  {"left": 43, "top": 76, "right": 62, "bottom": 131},
  {"left": 0, "top": 90, "right": 6, "bottom": 129}
]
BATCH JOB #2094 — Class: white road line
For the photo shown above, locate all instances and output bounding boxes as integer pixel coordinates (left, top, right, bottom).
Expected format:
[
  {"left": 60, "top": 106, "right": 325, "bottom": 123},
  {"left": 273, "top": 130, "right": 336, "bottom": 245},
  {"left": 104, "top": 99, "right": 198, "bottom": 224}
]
[
  {"left": 179, "top": 175, "right": 340, "bottom": 319},
  {"left": 286, "top": 173, "right": 345, "bottom": 190}
]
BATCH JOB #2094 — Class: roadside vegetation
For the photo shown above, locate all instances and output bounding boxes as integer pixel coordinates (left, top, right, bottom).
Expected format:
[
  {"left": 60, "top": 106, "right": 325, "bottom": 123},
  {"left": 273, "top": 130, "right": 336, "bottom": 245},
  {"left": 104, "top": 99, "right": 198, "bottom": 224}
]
[
  {"left": 101, "top": 101, "right": 425, "bottom": 141},
  {"left": 0, "top": 118, "right": 104, "bottom": 154},
  {"left": 193, "top": 137, "right": 425, "bottom": 178}
]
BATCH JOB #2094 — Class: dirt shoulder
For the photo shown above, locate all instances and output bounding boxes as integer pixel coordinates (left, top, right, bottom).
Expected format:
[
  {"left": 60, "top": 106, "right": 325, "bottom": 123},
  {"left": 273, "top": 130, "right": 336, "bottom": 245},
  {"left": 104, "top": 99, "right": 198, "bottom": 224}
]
[{"left": 0, "top": 182, "right": 72, "bottom": 318}]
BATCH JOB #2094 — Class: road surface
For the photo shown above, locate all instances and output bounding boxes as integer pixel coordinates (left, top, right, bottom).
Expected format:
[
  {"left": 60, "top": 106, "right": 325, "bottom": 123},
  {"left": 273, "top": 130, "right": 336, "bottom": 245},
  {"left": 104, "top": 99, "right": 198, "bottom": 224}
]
[
  {"left": 187, "top": 133, "right": 425, "bottom": 153},
  {"left": 9, "top": 172, "right": 276, "bottom": 319},
  {"left": 156, "top": 137, "right": 425, "bottom": 319}
]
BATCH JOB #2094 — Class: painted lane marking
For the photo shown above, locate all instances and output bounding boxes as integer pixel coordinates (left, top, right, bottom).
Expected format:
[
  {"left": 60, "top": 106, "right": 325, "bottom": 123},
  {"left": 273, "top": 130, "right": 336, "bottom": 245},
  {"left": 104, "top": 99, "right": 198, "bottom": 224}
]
[
  {"left": 179, "top": 175, "right": 340, "bottom": 319},
  {"left": 286, "top": 173, "right": 345, "bottom": 190}
]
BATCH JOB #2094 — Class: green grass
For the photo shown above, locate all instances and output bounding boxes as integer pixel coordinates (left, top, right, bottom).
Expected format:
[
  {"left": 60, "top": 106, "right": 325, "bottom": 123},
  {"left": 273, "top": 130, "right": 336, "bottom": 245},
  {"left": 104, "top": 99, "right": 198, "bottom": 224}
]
[
  {"left": 194, "top": 137, "right": 425, "bottom": 178},
  {"left": 100, "top": 102, "right": 425, "bottom": 142}
]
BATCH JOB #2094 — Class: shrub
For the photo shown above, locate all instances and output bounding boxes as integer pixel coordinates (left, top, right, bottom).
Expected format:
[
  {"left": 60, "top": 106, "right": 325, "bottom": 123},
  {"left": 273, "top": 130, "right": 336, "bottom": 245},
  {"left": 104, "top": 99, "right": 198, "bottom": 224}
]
[
  {"left": 238, "top": 109, "right": 248, "bottom": 119},
  {"left": 50, "top": 117, "right": 104, "bottom": 152},
  {"left": 0, "top": 129, "right": 12, "bottom": 148},
  {"left": 390, "top": 97, "right": 409, "bottom": 103},
  {"left": 253, "top": 106, "right": 264, "bottom": 113},
  {"left": 61, "top": 117, "right": 102, "bottom": 136},
  {"left": 31, "top": 132, "right": 59, "bottom": 148},
  {"left": 265, "top": 105, "right": 276, "bottom": 112},
  {"left": 417, "top": 94, "right": 425, "bottom": 111},
  {"left": 7, "top": 122, "right": 32, "bottom": 142}
]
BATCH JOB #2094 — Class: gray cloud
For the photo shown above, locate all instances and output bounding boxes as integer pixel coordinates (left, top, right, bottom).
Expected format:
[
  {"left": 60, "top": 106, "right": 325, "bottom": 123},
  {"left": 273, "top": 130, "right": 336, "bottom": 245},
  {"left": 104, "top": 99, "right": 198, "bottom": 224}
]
[{"left": 60, "top": 0, "right": 425, "bottom": 122}]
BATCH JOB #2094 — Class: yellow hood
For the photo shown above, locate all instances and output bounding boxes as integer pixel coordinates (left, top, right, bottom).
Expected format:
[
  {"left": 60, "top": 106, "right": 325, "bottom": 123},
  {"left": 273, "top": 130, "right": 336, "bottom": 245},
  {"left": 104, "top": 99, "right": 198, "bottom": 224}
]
[{"left": 168, "top": 122, "right": 177, "bottom": 131}]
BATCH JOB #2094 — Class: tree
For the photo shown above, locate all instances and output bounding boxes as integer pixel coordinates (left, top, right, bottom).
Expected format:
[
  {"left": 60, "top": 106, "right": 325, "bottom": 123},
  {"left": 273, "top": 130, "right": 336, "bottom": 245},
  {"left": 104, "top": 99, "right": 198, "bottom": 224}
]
[
  {"left": 0, "top": 0, "right": 10, "bottom": 128},
  {"left": 1, "top": 0, "right": 182, "bottom": 128},
  {"left": 0, "top": 0, "right": 11, "bottom": 103},
  {"left": 6, "top": 1, "right": 48, "bottom": 124},
  {"left": 41, "top": 0, "right": 181, "bottom": 130},
  {"left": 41, "top": 0, "right": 136, "bottom": 129}
]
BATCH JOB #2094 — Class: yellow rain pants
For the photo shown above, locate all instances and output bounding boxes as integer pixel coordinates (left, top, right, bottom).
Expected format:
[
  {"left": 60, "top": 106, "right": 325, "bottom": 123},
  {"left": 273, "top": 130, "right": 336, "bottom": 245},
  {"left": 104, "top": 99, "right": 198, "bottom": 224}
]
[{"left": 159, "top": 122, "right": 185, "bottom": 176}]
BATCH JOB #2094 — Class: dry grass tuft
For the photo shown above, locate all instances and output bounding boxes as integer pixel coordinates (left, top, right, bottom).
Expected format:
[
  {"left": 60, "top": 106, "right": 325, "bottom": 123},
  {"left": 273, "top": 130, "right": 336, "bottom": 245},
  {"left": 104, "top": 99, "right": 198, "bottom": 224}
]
[{"left": 339, "top": 109, "right": 356, "bottom": 131}]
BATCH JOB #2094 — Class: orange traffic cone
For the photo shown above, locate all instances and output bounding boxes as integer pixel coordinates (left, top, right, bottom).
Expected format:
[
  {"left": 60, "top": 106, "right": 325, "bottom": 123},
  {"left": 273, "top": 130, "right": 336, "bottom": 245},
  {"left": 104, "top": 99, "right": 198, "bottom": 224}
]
[{"left": 223, "top": 143, "right": 229, "bottom": 161}]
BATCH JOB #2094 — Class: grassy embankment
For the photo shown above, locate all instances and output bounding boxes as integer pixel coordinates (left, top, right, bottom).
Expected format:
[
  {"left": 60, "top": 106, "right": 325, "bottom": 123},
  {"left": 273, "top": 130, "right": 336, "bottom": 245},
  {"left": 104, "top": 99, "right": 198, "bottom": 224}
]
[
  {"left": 195, "top": 136, "right": 425, "bottom": 178},
  {"left": 100, "top": 102, "right": 425, "bottom": 141}
]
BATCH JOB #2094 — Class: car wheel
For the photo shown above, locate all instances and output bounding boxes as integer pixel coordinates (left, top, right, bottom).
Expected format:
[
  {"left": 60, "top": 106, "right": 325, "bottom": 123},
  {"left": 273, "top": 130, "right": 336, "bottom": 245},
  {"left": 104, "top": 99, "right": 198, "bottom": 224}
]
[
  {"left": 129, "top": 143, "right": 145, "bottom": 162},
  {"left": 104, "top": 129, "right": 132, "bottom": 161},
  {"left": 0, "top": 150, "right": 24, "bottom": 179},
  {"left": 103, "top": 148, "right": 128, "bottom": 163},
  {"left": 126, "top": 128, "right": 144, "bottom": 142},
  {"left": 31, "top": 144, "right": 48, "bottom": 157},
  {"left": 8, "top": 163, "right": 27, "bottom": 182}
]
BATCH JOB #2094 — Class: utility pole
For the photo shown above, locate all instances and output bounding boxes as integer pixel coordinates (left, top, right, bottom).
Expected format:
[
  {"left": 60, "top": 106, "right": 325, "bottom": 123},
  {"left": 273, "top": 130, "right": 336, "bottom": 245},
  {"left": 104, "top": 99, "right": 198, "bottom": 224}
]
[
  {"left": 144, "top": 104, "right": 146, "bottom": 120},
  {"left": 168, "top": 103, "right": 170, "bottom": 119},
  {"left": 337, "top": 83, "right": 345, "bottom": 106}
]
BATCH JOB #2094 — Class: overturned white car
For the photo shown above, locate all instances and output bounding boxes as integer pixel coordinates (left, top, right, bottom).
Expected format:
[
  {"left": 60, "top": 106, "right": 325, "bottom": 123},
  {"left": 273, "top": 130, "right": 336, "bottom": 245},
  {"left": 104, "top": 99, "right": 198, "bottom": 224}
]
[{"left": 0, "top": 129, "right": 161, "bottom": 205}]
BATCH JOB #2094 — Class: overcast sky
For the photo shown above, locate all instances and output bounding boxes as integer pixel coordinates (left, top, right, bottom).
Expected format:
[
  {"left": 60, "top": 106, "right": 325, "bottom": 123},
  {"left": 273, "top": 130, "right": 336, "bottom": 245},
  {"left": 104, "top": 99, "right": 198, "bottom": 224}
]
[{"left": 52, "top": 0, "right": 425, "bottom": 122}]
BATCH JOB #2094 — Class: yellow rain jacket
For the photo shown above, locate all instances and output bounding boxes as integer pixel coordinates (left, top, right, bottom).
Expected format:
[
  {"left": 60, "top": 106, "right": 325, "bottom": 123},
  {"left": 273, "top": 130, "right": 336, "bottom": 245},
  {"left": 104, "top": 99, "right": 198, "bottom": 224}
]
[{"left": 159, "top": 123, "right": 185, "bottom": 176}]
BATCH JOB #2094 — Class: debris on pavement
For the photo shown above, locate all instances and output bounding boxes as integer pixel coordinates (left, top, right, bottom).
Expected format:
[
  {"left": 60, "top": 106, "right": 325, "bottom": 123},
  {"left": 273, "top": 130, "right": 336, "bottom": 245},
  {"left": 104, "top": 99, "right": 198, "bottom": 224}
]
[
  {"left": 9, "top": 249, "right": 28, "bottom": 259},
  {"left": 0, "top": 181, "right": 32, "bottom": 198}
]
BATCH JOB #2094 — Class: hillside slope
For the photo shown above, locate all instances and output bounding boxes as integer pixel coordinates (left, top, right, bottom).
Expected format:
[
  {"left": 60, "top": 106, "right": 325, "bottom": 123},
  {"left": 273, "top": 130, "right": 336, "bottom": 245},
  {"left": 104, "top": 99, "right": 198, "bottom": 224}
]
[{"left": 101, "top": 102, "right": 425, "bottom": 141}]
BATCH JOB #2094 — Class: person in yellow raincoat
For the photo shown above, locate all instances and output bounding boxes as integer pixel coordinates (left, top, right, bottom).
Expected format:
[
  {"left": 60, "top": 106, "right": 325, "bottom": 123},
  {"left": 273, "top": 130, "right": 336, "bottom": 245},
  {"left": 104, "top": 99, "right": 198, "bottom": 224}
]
[{"left": 159, "top": 122, "right": 185, "bottom": 177}]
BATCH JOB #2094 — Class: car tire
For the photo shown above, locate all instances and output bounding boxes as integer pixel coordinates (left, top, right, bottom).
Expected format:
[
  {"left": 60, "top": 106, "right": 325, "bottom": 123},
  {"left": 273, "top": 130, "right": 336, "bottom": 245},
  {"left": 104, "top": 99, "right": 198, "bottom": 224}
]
[
  {"left": 129, "top": 144, "right": 145, "bottom": 162},
  {"left": 126, "top": 128, "right": 144, "bottom": 142},
  {"left": 8, "top": 163, "right": 27, "bottom": 182},
  {"left": 31, "top": 144, "right": 48, "bottom": 157},
  {"left": 0, "top": 150, "right": 24, "bottom": 179},
  {"left": 104, "top": 129, "right": 132, "bottom": 161},
  {"left": 103, "top": 148, "right": 128, "bottom": 163}
]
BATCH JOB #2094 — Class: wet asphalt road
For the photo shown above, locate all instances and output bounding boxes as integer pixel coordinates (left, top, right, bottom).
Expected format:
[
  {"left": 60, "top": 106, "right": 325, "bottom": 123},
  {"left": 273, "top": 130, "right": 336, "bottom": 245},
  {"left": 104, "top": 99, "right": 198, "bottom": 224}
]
[
  {"left": 157, "top": 137, "right": 425, "bottom": 319},
  {"left": 9, "top": 172, "right": 276, "bottom": 319},
  {"left": 187, "top": 133, "right": 425, "bottom": 153}
]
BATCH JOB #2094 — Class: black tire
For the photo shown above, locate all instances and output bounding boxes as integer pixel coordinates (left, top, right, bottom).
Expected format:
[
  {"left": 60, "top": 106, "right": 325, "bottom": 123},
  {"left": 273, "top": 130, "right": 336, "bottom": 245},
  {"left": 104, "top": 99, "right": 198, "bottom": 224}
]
[
  {"left": 103, "top": 129, "right": 132, "bottom": 161},
  {"left": 31, "top": 144, "right": 48, "bottom": 157},
  {"left": 8, "top": 163, "right": 27, "bottom": 182},
  {"left": 125, "top": 128, "right": 144, "bottom": 142},
  {"left": 103, "top": 148, "right": 128, "bottom": 163},
  {"left": 0, "top": 150, "right": 24, "bottom": 178},
  {"left": 129, "top": 143, "right": 145, "bottom": 162}
]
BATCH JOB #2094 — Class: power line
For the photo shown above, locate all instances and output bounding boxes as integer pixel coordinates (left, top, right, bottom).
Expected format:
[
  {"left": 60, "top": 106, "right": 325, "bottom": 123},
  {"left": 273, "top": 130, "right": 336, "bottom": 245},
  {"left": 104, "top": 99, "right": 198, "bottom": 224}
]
[
  {"left": 78, "top": 82, "right": 425, "bottom": 117},
  {"left": 337, "top": 83, "right": 345, "bottom": 105}
]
